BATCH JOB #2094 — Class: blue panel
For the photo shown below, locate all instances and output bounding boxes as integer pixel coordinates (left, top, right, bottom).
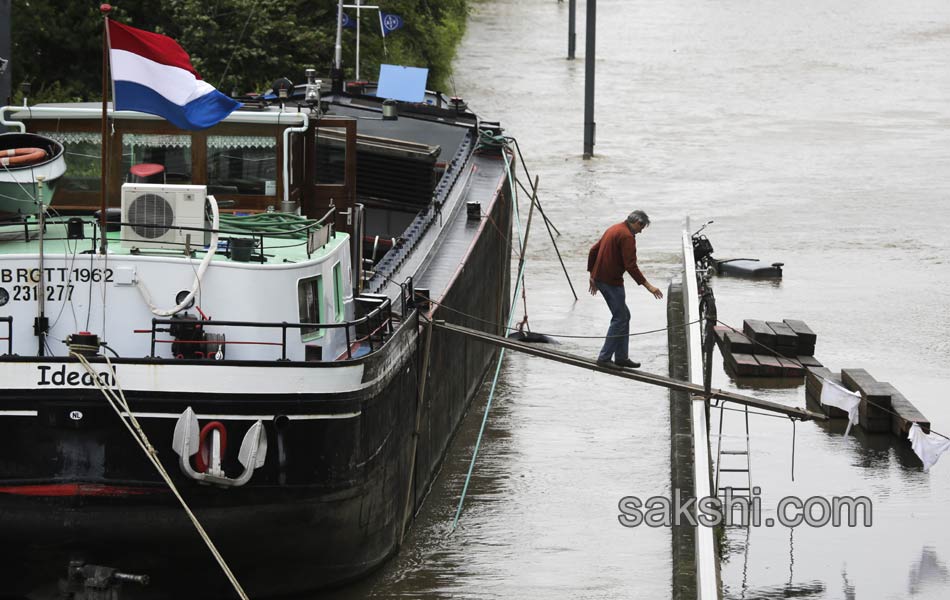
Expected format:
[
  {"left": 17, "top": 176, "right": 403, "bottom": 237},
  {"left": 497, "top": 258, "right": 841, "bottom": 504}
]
[{"left": 376, "top": 64, "right": 429, "bottom": 103}]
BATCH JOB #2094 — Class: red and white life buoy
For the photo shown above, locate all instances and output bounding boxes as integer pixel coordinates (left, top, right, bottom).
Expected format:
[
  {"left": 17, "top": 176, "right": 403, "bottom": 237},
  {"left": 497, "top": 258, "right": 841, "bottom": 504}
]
[{"left": 0, "top": 147, "right": 48, "bottom": 167}]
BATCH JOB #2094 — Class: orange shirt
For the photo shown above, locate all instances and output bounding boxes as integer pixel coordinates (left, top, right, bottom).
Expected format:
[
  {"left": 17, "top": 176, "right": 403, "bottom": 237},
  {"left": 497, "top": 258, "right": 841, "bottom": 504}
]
[{"left": 587, "top": 222, "right": 646, "bottom": 287}]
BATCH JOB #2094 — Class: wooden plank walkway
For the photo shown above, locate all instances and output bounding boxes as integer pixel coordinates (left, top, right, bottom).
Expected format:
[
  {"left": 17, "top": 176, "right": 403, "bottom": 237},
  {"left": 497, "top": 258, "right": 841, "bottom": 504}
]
[{"left": 433, "top": 321, "right": 826, "bottom": 421}]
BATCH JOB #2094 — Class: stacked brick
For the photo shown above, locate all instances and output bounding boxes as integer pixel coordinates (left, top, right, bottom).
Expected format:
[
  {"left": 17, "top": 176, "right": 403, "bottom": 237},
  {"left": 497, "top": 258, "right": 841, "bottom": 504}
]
[
  {"left": 805, "top": 367, "right": 930, "bottom": 436},
  {"left": 715, "top": 319, "right": 821, "bottom": 378}
]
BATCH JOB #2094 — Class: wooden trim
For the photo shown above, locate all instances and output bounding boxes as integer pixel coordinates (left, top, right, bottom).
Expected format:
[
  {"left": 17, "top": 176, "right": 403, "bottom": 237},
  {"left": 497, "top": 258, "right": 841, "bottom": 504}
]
[
  {"left": 309, "top": 117, "right": 357, "bottom": 232},
  {"left": 27, "top": 117, "right": 287, "bottom": 212},
  {"left": 192, "top": 129, "right": 208, "bottom": 187}
]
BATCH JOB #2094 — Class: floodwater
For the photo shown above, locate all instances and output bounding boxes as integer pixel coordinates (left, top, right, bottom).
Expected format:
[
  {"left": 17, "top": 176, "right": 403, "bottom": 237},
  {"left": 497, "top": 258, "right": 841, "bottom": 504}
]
[{"left": 328, "top": 0, "right": 950, "bottom": 598}]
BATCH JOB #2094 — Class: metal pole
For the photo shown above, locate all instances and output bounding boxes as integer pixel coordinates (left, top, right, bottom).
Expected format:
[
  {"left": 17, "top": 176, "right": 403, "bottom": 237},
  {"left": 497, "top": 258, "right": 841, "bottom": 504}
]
[
  {"left": 99, "top": 5, "right": 111, "bottom": 255},
  {"left": 400, "top": 317, "right": 433, "bottom": 546},
  {"left": 568, "top": 0, "right": 577, "bottom": 60},
  {"left": 355, "top": 0, "right": 361, "bottom": 81},
  {"left": 702, "top": 291, "right": 717, "bottom": 397},
  {"left": 0, "top": 0, "right": 10, "bottom": 105},
  {"left": 519, "top": 177, "right": 578, "bottom": 301},
  {"left": 35, "top": 177, "right": 46, "bottom": 356},
  {"left": 334, "top": 0, "right": 344, "bottom": 70},
  {"left": 582, "top": 0, "right": 596, "bottom": 159},
  {"left": 434, "top": 321, "right": 826, "bottom": 421}
]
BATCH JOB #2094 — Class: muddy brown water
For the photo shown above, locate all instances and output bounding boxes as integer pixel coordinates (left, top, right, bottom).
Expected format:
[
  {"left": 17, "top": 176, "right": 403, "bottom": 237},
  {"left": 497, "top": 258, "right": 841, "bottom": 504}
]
[{"left": 323, "top": 0, "right": 950, "bottom": 598}]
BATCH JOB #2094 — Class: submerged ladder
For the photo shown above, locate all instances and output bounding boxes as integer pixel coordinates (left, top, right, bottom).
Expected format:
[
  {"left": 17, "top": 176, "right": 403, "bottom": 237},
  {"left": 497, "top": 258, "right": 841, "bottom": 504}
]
[
  {"left": 432, "top": 321, "right": 826, "bottom": 421},
  {"left": 715, "top": 404, "right": 753, "bottom": 498}
]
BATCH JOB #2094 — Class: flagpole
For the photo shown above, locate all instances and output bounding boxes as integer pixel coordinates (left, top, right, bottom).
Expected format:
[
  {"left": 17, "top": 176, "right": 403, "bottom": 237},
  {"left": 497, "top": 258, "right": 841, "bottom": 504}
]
[
  {"left": 99, "top": 3, "right": 112, "bottom": 255},
  {"left": 334, "top": 0, "right": 343, "bottom": 71}
]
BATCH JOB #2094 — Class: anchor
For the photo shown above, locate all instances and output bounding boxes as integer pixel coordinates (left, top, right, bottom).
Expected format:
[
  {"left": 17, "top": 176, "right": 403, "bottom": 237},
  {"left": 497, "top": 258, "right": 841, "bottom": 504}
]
[{"left": 172, "top": 407, "right": 267, "bottom": 487}]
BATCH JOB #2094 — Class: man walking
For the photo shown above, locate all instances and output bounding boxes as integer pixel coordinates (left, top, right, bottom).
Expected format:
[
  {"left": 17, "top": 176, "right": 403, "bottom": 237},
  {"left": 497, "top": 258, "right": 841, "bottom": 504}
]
[{"left": 588, "top": 210, "right": 664, "bottom": 369}]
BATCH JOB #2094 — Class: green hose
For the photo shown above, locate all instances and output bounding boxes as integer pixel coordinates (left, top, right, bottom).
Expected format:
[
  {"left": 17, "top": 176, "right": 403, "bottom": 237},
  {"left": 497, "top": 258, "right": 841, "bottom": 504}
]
[{"left": 217, "top": 212, "right": 321, "bottom": 240}]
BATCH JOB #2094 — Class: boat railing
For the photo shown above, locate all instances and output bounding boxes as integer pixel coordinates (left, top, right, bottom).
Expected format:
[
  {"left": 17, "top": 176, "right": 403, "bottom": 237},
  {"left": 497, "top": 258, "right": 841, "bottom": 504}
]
[
  {"left": 1, "top": 207, "right": 337, "bottom": 261},
  {"left": 0, "top": 316, "right": 12, "bottom": 355},
  {"left": 143, "top": 293, "right": 395, "bottom": 361}
]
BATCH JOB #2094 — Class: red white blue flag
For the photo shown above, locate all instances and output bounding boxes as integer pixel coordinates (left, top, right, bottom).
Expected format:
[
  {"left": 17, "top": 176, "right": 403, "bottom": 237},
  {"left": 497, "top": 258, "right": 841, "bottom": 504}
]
[{"left": 107, "top": 20, "right": 240, "bottom": 130}]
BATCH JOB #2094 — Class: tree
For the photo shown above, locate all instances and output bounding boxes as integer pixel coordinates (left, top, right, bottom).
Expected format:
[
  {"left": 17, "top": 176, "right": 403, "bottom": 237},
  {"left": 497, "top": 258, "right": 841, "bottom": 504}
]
[{"left": 10, "top": 0, "right": 468, "bottom": 103}]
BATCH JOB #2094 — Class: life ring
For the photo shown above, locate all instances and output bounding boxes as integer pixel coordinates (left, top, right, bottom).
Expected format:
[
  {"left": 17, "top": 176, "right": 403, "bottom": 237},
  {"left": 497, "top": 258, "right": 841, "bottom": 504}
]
[
  {"left": 195, "top": 421, "right": 228, "bottom": 473},
  {"left": 0, "top": 147, "right": 48, "bottom": 167}
]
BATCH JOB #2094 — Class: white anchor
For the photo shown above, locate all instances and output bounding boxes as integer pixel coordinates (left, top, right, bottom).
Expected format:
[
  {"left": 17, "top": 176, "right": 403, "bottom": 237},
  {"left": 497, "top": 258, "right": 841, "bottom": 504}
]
[{"left": 172, "top": 407, "right": 267, "bottom": 487}]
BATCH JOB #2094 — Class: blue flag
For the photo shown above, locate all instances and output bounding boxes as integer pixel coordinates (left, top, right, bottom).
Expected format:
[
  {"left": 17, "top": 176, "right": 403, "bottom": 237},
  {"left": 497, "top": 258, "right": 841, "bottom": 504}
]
[
  {"left": 378, "top": 12, "right": 405, "bottom": 37},
  {"left": 340, "top": 11, "right": 356, "bottom": 29}
]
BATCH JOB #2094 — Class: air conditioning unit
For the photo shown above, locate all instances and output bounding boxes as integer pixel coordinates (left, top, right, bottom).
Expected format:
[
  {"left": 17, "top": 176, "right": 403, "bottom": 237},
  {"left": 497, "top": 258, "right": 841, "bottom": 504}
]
[{"left": 121, "top": 183, "right": 207, "bottom": 250}]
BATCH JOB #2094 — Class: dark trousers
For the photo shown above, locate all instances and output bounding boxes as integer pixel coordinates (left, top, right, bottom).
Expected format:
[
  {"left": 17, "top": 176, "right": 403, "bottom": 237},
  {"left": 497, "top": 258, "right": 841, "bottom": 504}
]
[{"left": 595, "top": 281, "right": 630, "bottom": 362}]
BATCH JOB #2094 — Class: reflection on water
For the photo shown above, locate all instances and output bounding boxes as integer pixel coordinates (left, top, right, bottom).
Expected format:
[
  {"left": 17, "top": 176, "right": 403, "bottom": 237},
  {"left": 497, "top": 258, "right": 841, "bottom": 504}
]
[
  {"left": 908, "top": 547, "right": 948, "bottom": 597},
  {"left": 842, "top": 569, "right": 856, "bottom": 600},
  {"left": 723, "top": 526, "right": 827, "bottom": 599}
]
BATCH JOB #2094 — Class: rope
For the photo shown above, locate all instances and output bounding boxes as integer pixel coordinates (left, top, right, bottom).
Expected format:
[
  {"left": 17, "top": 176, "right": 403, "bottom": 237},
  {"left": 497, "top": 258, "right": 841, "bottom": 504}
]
[
  {"left": 714, "top": 403, "right": 801, "bottom": 421},
  {"left": 70, "top": 352, "right": 250, "bottom": 600},
  {"left": 451, "top": 142, "right": 525, "bottom": 532},
  {"left": 791, "top": 418, "right": 797, "bottom": 481},
  {"left": 427, "top": 287, "right": 700, "bottom": 338},
  {"left": 379, "top": 268, "right": 697, "bottom": 339}
]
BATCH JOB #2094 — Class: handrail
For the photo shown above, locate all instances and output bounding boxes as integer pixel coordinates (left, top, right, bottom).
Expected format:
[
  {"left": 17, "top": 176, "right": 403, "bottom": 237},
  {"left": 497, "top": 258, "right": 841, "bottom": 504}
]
[
  {"left": 1, "top": 104, "right": 309, "bottom": 128},
  {"left": 145, "top": 295, "right": 393, "bottom": 361},
  {"left": 1, "top": 211, "right": 338, "bottom": 255},
  {"left": 116, "top": 219, "right": 325, "bottom": 240}
]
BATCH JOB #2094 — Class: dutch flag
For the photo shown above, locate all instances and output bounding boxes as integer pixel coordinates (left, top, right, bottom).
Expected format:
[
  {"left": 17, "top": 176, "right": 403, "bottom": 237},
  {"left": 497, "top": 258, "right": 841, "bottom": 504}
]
[{"left": 107, "top": 20, "right": 240, "bottom": 130}]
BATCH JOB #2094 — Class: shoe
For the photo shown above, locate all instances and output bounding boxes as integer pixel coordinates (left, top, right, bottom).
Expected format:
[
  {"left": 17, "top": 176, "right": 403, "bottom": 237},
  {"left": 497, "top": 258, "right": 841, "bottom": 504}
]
[
  {"left": 596, "top": 360, "right": 621, "bottom": 370},
  {"left": 614, "top": 358, "right": 641, "bottom": 369}
]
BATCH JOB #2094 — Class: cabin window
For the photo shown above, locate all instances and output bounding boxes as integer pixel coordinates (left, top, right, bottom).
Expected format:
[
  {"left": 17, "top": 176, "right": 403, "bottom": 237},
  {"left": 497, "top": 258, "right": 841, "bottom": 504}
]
[
  {"left": 298, "top": 275, "right": 324, "bottom": 339},
  {"left": 37, "top": 131, "right": 101, "bottom": 194},
  {"left": 333, "top": 262, "right": 344, "bottom": 322},
  {"left": 207, "top": 135, "right": 278, "bottom": 196},
  {"left": 314, "top": 127, "right": 347, "bottom": 185},
  {"left": 121, "top": 134, "right": 192, "bottom": 184}
]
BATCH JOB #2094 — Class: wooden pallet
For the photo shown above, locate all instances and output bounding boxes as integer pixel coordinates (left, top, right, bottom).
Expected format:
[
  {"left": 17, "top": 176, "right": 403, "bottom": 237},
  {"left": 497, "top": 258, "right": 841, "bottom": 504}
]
[
  {"left": 718, "top": 319, "right": 820, "bottom": 377},
  {"left": 842, "top": 368, "right": 893, "bottom": 433}
]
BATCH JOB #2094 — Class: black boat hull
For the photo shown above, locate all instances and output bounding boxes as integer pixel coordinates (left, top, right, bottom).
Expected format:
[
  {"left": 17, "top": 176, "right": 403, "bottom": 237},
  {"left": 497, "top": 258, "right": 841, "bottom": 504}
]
[{"left": 0, "top": 168, "right": 512, "bottom": 597}]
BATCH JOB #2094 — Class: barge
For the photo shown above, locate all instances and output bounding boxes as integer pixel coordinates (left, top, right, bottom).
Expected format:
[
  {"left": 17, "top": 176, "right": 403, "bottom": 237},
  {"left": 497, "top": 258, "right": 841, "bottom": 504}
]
[{"left": 0, "top": 73, "right": 512, "bottom": 596}]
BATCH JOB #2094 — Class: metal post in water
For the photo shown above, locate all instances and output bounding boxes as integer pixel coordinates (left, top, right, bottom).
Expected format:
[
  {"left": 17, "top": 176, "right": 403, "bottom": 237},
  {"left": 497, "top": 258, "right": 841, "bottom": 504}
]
[
  {"left": 582, "top": 0, "right": 596, "bottom": 159},
  {"left": 568, "top": 0, "right": 577, "bottom": 60}
]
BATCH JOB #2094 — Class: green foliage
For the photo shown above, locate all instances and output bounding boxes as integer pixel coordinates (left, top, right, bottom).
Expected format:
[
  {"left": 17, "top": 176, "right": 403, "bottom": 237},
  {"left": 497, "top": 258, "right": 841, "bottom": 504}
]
[
  {"left": 10, "top": 0, "right": 468, "bottom": 103},
  {"left": 349, "top": 0, "right": 468, "bottom": 92},
  {"left": 11, "top": 1, "right": 104, "bottom": 103}
]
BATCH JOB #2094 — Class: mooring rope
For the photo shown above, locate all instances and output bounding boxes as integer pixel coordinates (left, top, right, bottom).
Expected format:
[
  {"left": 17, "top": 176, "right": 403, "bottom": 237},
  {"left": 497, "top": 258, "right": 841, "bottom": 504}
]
[
  {"left": 378, "top": 269, "right": 698, "bottom": 339},
  {"left": 70, "top": 352, "right": 250, "bottom": 600},
  {"left": 451, "top": 142, "right": 526, "bottom": 531}
]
